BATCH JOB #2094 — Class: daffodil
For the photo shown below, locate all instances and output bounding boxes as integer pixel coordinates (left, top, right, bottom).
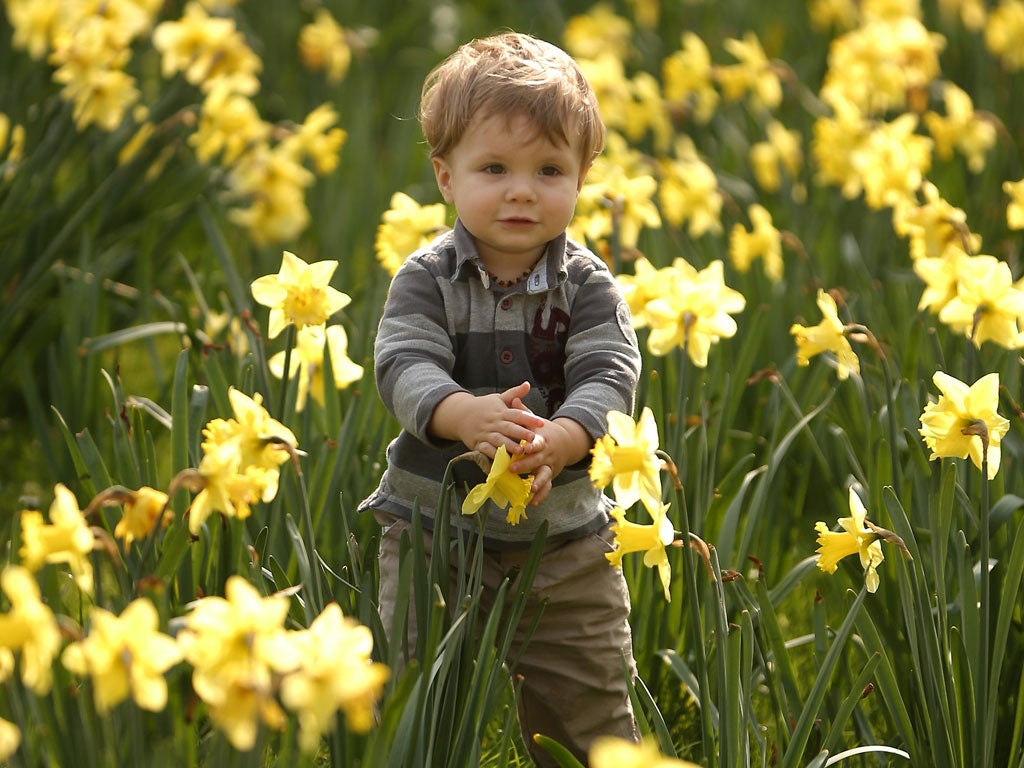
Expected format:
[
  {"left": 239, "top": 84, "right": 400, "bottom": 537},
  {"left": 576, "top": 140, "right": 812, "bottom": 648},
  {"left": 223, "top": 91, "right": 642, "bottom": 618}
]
[
  {"left": 269, "top": 324, "right": 364, "bottom": 411},
  {"left": 814, "top": 488, "right": 884, "bottom": 593},
  {"left": 920, "top": 371, "right": 1009, "bottom": 479},
  {"left": 716, "top": 32, "right": 782, "bottom": 111},
  {"left": 0, "top": 717, "right": 20, "bottom": 762},
  {"left": 644, "top": 258, "right": 746, "bottom": 367},
  {"left": 729, "top": 204, "right": 784, "bottom": 283},
  {"left": 790, "top": 289, "right": 860, "bottom": 380},
  {"left": 657, "top": 137, "right": 722, "bottom": 238},
  {"left": 590, "top": 735, "right": 702, "bottom": 767},
  {"left": 114, "top": 486, "right": 172, "bottom": 552},
  {"left": 19, "top": 483, "right": 95, "bottom": 593},
  {"left": 226, "top": 143, "right": 314, "bottom": 244},
  {"left": 661, "top": 32, "right": 719, "bottom": 124},
  {"left": 937, "top": 255, "right": 1024, "bottom": 349},
  {"left": 374, "top": 192, "right": 449, "bottom": 276},
  {"left": 61, "top": 598, "right": 183, "bottom": 713},
  {"left": 924, "top": 82, "right": 995, "bottom": 173},
  {"left": 279, "top": 603, "right": 389, "bottom": 751},
  {"left": 177, "top": 576, "right": 299, "bottom": 751},
  {"left": 1005, "top": 177, "right": 1024, "bottom": 230},
  {"left": 0, "top": 565, "right": 61, "bottom": 695},
  {"left": 188, "top": 389, "right": 297, "bottom": 534},
  {"left": 298, "top": 8, "right": 351, "bottom": 84},
  {"left": 589, "top": 408, "right": 663, "bottom": 510},
  {"left": 251, "top": 250, "right": 351, "bottom": 339},
  {"left": 462, "top": 445, "right": 534, "bottom": 525},
  {"left": 606, "top": 503, "right": 674, "bottom": 601}
]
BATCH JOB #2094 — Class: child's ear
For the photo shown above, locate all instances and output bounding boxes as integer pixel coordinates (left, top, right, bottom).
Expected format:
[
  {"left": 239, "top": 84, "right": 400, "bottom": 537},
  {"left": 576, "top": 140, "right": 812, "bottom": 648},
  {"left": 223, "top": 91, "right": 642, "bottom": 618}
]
[{"left": 432, "top": 157, "right": 455, "bottom": 203}]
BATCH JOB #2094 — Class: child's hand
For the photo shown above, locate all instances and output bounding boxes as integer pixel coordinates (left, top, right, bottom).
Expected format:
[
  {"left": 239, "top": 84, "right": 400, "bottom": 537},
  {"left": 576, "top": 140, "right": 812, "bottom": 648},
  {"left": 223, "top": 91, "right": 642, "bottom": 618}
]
[
  {"left": 429, "top": 382, "right": 544, "bottom": 458},
  {"left": 509, "top": 416, "right": 591, "bottom": 506}
]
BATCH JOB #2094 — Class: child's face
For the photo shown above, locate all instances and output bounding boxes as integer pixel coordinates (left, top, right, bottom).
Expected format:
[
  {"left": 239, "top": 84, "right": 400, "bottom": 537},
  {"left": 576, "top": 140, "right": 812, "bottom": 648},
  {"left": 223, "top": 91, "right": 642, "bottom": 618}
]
[{"left": 432, "top": 112, "right": 588, "bottom": 267}]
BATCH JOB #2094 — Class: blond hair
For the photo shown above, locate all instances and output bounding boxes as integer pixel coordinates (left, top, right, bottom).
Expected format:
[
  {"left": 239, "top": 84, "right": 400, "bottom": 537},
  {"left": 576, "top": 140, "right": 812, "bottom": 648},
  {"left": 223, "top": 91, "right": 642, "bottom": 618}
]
[{"left": 419, "top": 32, "right": 605, "bottom": 168}]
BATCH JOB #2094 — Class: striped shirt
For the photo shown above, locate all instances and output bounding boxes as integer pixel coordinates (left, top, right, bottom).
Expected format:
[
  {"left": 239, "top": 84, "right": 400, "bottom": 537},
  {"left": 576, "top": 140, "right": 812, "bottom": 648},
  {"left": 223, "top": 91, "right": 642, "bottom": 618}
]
[{"left": 358, "top": 220, "right": 642, "bottom": 546}]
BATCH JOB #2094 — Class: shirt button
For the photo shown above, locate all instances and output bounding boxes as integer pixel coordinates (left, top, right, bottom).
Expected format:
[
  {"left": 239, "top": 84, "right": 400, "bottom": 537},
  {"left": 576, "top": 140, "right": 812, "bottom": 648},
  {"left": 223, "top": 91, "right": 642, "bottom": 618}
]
[
  {"left": 500, "top": 349, "right": 514, "bottom": 364},
  {"left": 500, "top": 297, "right": 513, "bottom": 310}
]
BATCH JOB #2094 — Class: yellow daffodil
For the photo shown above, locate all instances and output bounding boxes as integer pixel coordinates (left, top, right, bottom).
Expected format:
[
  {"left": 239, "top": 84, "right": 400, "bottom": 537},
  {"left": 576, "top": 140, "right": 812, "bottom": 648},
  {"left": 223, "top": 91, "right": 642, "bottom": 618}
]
[
  {"left": 19, "top": 483, "right": 95, "bottom": 594},
  {"left": 814, "top": 488, "right": 884, "bottom": 593},
  {"left": 985, "top": 2, "right": 1024, "bottom": 71},
  {"left": 462, "top": 445, "right": 534, "bottom": 525},
  {"left": 188, "top": 389, "right": 297, "bottom": 534},
  {"left": 298, "top": 9, "right": 351, "bottom": 83},
  {"left": 1005, "top": 178, "right": 1024, "bottom": 230},
  {"left": 661, "top": 32, "right": 719, "bottom": 124},
  {"left": 61, "top": 598, "right": 183, "bottom": 713},
  {"left": 937, "top": 254, "right": 1024, "bottom": 349},
  {"left": 0, "top": 565, "right": 61, "bottom": 695},
  {"left": 892, "top": 181, "right": 980, "bottom": 262},
  {"left": 374, "top": 192, "right": 449, "bottom": 276},
  {"left": 920, "top": 371, "right": 1009, "bottom": 479},
  {"left": 657, "top": 137, "right": 723, "bottom": 238},
  {"left": 606, "top": 503, "right": 675, "bottom": 601},
  {"left": 280, "top": 103, "right": 347, "bottom": 176},
  {"left": 190, "top": 87, "right": 269, "bottom": 166},
  {"left": 564, "top": 5, "right": 634, "bottom": 61},
  {"left": 251, "top": 250, "right": 351, "bottom": 339},
  {"left": 279, "top": 603, "right": 389, "bottom": 751},
  {"left": 590, "top": 735, "right": 702, "bottom": 767},
  {"left": 717, "top": 32, "right": 782, "bottom": 111},
  {"left": 0, "top": 717, "right": 19, "bottom": 763},
  {"left": 729, "top": 204, "right": 783, "bottom": 283},
  {"left": 114, "top": 486, "right": 172, "bottom": 552},
  {"left": 589, "top": 408, "right": 664, "bottom": 510},
  {"left": 750, "top": 119, "right": 803, "bottom": 195},
  {"left": 177, "top": 576, "right": 300, "bottom": 751},
  {"left": 858, "top": 114, "right": 933, "bottom": 211},
  {"left": 790, "top": 289, "right": 860, "bottom": 380},
  {"left": 924, "top": 82, "right": 996, "bottom": 173},
  {"left": 269, "top": 324, "right": 364, "bottom": 411},
  {"left": 615, "top": 256, "right": 662, "bottom": 329},
  {"left": 644, "top": 259, "right": 746, "bottom": 367}
]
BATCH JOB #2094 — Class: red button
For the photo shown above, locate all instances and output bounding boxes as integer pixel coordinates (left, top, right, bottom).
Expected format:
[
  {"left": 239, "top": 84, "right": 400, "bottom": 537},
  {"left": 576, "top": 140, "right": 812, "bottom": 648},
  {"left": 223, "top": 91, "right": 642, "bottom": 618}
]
[
  {"left": 500, "top": 297, "right": 513, "bottom": 310},
  {"left": 500, "top": 349, "right": 514, "bottom": 364}
]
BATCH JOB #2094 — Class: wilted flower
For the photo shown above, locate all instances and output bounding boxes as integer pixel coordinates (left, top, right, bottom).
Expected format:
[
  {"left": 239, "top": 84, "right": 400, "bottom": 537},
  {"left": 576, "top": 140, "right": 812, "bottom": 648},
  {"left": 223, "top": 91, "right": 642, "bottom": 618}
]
[
  {"left": 589, "top": 408, "right": 663, "bottom": 510},
  {"left": 462, "top": 445, "right": 534, "bottom": 525},
  {"left": 814, "top": 487, "right": 884, "bottom": 593},
  {"left": 114, "top": 486, "right": 172, "bottom": 552},
  {"left": 61, "top": 599, "right": 183, "bottom": 713},
  {"left": 920, "top": 371, "right": 1009, "bottom": 479},
  {"left": 790, "top": 289, "right": 860, "bottom": 380},
  {"left": 251, "top": 250, "right": 351, "bottom": 339}
]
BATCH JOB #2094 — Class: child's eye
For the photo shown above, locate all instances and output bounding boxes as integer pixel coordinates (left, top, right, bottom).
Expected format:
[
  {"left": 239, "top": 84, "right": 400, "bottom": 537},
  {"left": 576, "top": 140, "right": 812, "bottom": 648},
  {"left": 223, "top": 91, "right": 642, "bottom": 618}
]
[
  {"left": 540, "top": 166, "right": 562, "bottom": 177},
  {"left": 483, "top": 164, "right": 505, "bottom": 174}
]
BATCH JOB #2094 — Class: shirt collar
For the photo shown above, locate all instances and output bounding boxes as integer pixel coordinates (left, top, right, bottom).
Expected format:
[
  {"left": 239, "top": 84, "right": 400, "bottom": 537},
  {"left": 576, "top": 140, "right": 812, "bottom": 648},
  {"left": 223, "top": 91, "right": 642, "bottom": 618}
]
[{"left": 450, "top": 219, "right": 568, "bottom": 293}]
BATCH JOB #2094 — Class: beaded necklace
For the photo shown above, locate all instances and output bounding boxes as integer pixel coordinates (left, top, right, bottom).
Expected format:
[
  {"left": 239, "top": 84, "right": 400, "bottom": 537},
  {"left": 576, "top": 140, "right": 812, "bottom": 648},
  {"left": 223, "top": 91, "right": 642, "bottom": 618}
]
[{"left": 487, "top": 268, "right": 532, "bottom": 288}]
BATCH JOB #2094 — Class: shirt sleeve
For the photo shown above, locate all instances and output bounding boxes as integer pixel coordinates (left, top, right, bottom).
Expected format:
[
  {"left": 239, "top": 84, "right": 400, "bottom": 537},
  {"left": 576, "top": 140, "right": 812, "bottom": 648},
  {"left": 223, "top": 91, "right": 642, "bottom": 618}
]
[
  {"left": 373, "top": 258, "right": 467, "bottom": 444},
  {"left": 553, "top": 268, "right": 642, "bottom": 440}
]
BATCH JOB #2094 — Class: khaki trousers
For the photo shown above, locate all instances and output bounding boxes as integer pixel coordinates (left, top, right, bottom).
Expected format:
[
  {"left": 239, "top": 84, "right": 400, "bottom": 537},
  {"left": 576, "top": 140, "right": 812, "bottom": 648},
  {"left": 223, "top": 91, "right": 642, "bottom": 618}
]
[{"left": 375, "top": 512, "right": 640, "bottom": 767}]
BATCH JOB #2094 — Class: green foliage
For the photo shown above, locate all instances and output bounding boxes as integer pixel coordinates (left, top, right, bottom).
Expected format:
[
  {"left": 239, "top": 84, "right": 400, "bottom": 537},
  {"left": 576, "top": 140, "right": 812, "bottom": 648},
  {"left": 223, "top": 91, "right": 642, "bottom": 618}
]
[{"left": 3, "top": 1, "right": 1024, "bottom": 767}]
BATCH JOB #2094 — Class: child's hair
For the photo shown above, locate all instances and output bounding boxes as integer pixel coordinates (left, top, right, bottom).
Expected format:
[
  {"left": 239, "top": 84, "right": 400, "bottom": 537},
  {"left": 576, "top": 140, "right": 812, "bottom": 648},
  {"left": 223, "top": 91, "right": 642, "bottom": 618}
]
[{"left": 419, "top": 31, "right": 605, "bottom": 168}]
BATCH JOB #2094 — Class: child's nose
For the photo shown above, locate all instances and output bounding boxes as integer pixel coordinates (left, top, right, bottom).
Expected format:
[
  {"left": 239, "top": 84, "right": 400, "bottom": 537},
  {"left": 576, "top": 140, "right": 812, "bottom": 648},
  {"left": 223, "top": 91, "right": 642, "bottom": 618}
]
[{"left": 506, "top": 175, "right": 538, "bottom": 202}]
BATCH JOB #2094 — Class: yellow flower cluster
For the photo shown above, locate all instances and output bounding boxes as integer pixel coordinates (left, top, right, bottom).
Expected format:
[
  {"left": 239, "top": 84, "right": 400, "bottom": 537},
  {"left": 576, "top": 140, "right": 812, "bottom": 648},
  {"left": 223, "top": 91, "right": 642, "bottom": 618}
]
[
  {"left": 0, "top": 565, "right": 387, "bottom": 757},
  {"left": 251, "top": 250, "right": 364, "bottom": 411},
  {"left": 590, "top": 409, "right": 675, "bottom": 602},
  {"left": 617, "top": 256, "right": 746, "bottom": 367},
  {"left": 375, "top": 192, "right": 450, "bottom": 276}
]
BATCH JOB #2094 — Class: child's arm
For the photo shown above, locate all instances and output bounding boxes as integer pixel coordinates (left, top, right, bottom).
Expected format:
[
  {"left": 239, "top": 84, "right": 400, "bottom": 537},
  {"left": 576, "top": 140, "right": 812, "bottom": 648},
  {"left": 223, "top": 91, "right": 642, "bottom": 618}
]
[{"left": 428, "top": 381, "right": 544, "bottom": 458}]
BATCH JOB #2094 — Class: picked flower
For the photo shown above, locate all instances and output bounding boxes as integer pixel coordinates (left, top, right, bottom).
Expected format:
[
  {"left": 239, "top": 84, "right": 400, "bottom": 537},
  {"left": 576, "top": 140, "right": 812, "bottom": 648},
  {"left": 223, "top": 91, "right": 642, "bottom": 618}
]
[
  {"left": 606, "top": 502, "right": 675, "bottom": 602},
  {"left": 790, "top": 289, "right": 860, "bottom": 380},
  {"left": 589, "top": 407, "right": 663, "bottom": 510},
  {"left": 920, "top": 371, "right": 1009, "bottom": 479},
  {"left": 250, "top": 250, "right": 351, "bottom": 339},
  {"left": 61, "top": 598, "right": 183, "bottom": 713},
  {"left": 461, "top": 445, "right": 534, "bottom": 525},
  {"left": 814, "top": 488, "right": 884, "bottom": 593}
]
